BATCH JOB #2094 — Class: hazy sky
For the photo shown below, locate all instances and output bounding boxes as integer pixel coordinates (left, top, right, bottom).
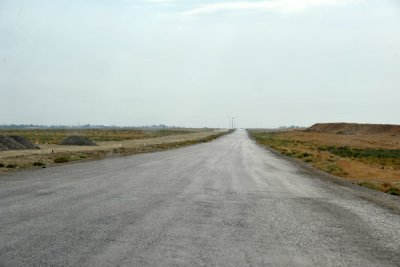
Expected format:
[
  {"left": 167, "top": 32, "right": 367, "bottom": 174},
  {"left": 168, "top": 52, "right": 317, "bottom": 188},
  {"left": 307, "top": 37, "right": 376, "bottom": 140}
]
[{"left": 1, "top": 0, "right": 399, "bottom": 128}]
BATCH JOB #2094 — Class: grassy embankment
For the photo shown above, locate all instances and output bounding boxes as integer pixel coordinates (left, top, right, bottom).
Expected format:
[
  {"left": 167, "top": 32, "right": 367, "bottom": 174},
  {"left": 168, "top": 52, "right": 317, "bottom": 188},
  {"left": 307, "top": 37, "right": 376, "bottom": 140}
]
[
  {"left": 249, "top": 130, "right": 400, "bottom": 196},
  {"left": 0, "top": 129, "right": 233, "bottom": 173}
]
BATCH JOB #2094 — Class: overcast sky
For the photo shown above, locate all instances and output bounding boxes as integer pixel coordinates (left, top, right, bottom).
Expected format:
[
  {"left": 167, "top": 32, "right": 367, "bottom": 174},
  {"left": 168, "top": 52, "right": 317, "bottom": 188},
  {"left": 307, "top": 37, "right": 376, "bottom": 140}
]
[{"left": 1, "top": 0, "right": 399, "bottom": 128}]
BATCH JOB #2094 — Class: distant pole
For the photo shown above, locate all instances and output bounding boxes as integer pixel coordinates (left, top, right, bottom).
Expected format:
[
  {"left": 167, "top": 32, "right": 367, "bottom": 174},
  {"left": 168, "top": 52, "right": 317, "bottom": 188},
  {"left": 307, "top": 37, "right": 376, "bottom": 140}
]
[
  {"left": 228, "top": 116, "right": 233, "bottom": 129},
  {"left": 228, "top": 116, "right": 237, "bottom": 129},
  {"left": 228, "top": 116, "right": 236, "bottom": 129}
]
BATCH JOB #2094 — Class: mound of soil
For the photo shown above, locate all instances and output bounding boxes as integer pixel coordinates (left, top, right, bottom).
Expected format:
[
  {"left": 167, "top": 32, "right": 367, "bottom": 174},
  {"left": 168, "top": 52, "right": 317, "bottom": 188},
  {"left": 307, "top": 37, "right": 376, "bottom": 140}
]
[
  {"left": 307, "top": 123, "right": 400, "bottom": 135},
  {"left": 8, "top": 136, "right": 39, "bottom": 149},
  {"left": 0, "top": 143, "right": 9, "bottom": 151},
  {"left": 60, "top": 136, "right": 97, "bottom": 146},
  {"left": 0, "top": 136, "right": 29, "bottom": 151}
]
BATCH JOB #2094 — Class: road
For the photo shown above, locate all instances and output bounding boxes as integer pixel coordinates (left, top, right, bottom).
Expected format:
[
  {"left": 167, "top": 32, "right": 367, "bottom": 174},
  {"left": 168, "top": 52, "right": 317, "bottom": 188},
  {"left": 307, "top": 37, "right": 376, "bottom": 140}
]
[{"left": 0, "top": 130, "right": 399, "bottom": 266}]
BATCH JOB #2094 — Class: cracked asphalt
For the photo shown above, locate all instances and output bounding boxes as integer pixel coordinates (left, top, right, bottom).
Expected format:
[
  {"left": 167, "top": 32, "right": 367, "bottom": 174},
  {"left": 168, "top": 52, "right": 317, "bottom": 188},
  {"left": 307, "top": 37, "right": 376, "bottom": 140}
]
[{"left": 0, "top": 130, "right": 399, "bottom": 266}]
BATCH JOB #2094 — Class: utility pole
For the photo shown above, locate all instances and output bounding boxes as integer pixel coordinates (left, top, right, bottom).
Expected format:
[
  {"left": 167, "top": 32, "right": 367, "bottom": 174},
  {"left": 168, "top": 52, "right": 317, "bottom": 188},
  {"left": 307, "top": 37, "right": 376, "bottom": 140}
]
[{"left": 228, "top": 116, "right": 237, "bottom": 129}]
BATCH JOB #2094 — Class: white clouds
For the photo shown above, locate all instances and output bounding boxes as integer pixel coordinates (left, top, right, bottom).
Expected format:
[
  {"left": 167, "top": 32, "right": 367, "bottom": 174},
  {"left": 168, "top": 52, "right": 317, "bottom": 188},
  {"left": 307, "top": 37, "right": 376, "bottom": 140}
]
[{"left": 183, "top": 0, "right": 358, "bottom": 16}]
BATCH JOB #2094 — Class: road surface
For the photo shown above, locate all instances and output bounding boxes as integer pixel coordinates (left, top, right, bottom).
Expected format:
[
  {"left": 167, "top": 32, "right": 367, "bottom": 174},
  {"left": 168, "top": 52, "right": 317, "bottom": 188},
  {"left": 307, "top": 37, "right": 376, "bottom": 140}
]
[{"left": 0, "top": 130, "right": 399, "bottom": 266}]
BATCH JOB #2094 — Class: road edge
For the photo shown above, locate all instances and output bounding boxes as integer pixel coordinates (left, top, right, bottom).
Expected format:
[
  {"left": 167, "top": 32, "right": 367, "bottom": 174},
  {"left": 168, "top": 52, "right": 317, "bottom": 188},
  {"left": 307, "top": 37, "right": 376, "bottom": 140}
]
[
  {"left": 0, "top": 130, "right": 235, "bottom": 176},
  {"left": 246, "top": 130, "right": 400, "bottom": 215}
]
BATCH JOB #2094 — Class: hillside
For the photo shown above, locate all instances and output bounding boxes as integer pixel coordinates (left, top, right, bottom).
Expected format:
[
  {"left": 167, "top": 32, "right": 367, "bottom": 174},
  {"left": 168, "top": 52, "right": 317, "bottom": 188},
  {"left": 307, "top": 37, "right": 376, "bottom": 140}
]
[{"left": 307, "top": 123, "right": 400, "bottom": 135}]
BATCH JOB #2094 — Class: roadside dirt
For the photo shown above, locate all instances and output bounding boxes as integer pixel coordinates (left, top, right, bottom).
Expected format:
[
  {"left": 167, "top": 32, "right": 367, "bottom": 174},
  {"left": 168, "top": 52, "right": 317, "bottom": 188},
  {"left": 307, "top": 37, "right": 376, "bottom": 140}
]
[
  {"left": 249, "top": 127, "right": 400, "bottom": 195},
  {"left": 308, "top": 122, "right": 400, "bottom": 136},
  {"left": 279, "top": 131, "right": 400, "bottom": 149},
  {"left": 0, "top": 130, "right": 229, "bottom": 174}
]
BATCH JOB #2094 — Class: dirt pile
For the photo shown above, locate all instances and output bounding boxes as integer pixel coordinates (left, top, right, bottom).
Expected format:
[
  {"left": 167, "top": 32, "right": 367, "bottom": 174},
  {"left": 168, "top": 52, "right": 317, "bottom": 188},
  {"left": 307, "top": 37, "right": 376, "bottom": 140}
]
[
  {"left": 0, "top": 143, "right": 9, "bottom": 151},
  {"left": 0, "top": 136, "right": 39, "bottom": 151},
  {"left": 307, "top": 123, "right": 400, "bottom": 135},
  {"left": 9, "top": 136, "right": 40, "bottom": 149},
  {"left": 60, "top": 136, "right": 97, "bottom": 146}
]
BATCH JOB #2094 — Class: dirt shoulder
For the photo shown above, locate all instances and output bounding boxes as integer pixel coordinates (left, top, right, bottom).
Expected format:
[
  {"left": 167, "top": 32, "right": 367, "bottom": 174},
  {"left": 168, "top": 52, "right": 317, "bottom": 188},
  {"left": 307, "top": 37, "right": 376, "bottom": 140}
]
[
  {"left": 0, "top": 130, "right": 231, "bottom": 174},
  {"left": 248, "top": 129, "right": 400, "bottom": 196}
]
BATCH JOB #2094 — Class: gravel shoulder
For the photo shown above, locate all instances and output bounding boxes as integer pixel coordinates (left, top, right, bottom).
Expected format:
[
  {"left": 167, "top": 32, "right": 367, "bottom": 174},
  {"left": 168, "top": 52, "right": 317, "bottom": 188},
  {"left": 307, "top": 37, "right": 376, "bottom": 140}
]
[
  {"left": 0, "top": 130, "right": 399, "bottom": 266},
  {"left": 0, "top": 130, "right": 229, "bottom": 174}
]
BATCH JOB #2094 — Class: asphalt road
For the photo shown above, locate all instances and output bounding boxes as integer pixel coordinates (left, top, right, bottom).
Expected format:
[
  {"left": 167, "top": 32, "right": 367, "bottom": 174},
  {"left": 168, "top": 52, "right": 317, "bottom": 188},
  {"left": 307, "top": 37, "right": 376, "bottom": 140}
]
[{"left": 0, "top": 130, "right": 399, "bottom": 266}]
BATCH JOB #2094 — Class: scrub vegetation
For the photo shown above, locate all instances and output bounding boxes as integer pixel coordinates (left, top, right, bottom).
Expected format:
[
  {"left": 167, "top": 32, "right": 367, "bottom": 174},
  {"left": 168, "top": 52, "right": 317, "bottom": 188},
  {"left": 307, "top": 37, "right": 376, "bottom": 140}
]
[
  {"left": 249, "top": 124, "right": 400, "bottom": 196},
  {"left": 0, "top": 129, "right": 232, "bottom": 174},
  {"left": 0, "top": 128, "right": 203, "bottom": 145}
]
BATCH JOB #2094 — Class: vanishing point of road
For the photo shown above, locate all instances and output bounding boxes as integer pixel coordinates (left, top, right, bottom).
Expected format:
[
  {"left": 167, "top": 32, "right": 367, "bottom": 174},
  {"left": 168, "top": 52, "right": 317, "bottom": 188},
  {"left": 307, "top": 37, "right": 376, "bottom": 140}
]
[{"left": 0, "top": 130, "right": 399, "bottom": 266}]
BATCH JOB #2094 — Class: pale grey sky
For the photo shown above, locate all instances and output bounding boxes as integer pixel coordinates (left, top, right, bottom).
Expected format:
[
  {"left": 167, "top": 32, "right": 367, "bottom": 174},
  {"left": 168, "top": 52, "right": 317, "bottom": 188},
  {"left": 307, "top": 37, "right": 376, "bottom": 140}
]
[{"left": 1, "top": 0, "right": 399, "bottom": 128}]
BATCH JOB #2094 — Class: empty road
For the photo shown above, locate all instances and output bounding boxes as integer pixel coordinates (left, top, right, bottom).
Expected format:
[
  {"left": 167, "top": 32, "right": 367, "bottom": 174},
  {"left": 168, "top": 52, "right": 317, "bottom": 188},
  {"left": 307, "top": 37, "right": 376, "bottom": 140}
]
[{"left": 0, "top": 130, "right": 399, "bottom": 266}]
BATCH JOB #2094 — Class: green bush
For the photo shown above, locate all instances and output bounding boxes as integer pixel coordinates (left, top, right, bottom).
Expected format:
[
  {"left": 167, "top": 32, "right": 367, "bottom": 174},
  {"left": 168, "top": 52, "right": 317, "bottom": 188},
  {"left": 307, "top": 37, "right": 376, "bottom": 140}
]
[
  {"left": 321, "top": 146, "right": 400, "bottom": 159},
  {"left": 54, "top": 157, "right": 70, "bottom": 163},
  {"left": 387, "top": 188, "right": 400, "bottom": 196},
  {"left": 6, "top": 164, "right": 17, "bottom": 168},
  {"left": 359, "top": 182, "right": 400, "bottom": 196},
  {"left": 325, "top": 164, "right": 346, "bottom": 175},
  {"left": 358, "top": 182, "right": 378, "bottom": 190}
]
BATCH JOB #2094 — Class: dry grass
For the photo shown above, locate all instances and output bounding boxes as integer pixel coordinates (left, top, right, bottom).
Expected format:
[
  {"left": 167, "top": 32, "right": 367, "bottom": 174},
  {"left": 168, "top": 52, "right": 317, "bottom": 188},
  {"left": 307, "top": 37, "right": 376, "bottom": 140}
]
[
  {"left": 249, "top": 130, "right": 400, "bottom": 196},
  {"left": 0, "top": 129, "right": 232, "bottom": 174},
  {"left": 0, "top": 128, "right": 205, "bottom": 145},
  {"left": 279, "top": 131, "right": 400, "bottom": 149}
]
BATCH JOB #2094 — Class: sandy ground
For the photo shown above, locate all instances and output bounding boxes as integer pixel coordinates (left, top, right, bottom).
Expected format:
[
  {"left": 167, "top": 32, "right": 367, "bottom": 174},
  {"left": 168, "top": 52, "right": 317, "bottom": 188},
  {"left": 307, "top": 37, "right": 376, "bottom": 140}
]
[
  {"left": 281, "top": 131, "right": 400, "bottom": 149},
  {"left": 0, "top": 130, "right": 399, "bottom": 266},
  {"left": 249, "top": 130, "right": 400, "bottom": 194},
  {"left": 0, "top": 130, "right": 226, "bottom": 173}
]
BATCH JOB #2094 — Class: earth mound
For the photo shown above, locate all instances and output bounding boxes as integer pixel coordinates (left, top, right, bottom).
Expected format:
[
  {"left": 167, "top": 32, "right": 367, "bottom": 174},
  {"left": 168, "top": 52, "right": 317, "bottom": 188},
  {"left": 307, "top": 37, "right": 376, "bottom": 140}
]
[
  {"left": 0, "top": 143, "right": 9, "bottom": 151},
  {"left": 307, "top": 123, "right": 400, "bottom": 135},
  {"left": 0, "top": 136, "right": 39, "bottom": 151},
  {"left": 9, "top": 136, "right": 40, "bottom": 149},
  {"left": 59, "top": 136, "right": 97, "bottom": 146}
]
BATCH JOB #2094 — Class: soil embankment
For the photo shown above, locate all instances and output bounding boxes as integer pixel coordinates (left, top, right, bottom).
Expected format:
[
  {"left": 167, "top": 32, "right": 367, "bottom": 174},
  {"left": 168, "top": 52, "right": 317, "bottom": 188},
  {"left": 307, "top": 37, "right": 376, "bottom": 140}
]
[
  {"left": 308, "top": 123, "right": 400, "bottom": 135},
  {"left": 60, "top": 136, "right": 97, "bottom": 146}
]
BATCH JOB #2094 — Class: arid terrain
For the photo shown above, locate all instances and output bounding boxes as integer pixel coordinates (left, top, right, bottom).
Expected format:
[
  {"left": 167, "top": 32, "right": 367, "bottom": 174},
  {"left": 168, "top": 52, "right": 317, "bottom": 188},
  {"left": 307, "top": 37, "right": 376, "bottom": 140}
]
[
  {"left": 249, "top": 123, "right": 400, "bottom": 195},
  {"left": 0, "top": 128, "right": 230, "bottom": 174},
  {"left": 1, "top": 130, "right": 399, "bottom": 266}
]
